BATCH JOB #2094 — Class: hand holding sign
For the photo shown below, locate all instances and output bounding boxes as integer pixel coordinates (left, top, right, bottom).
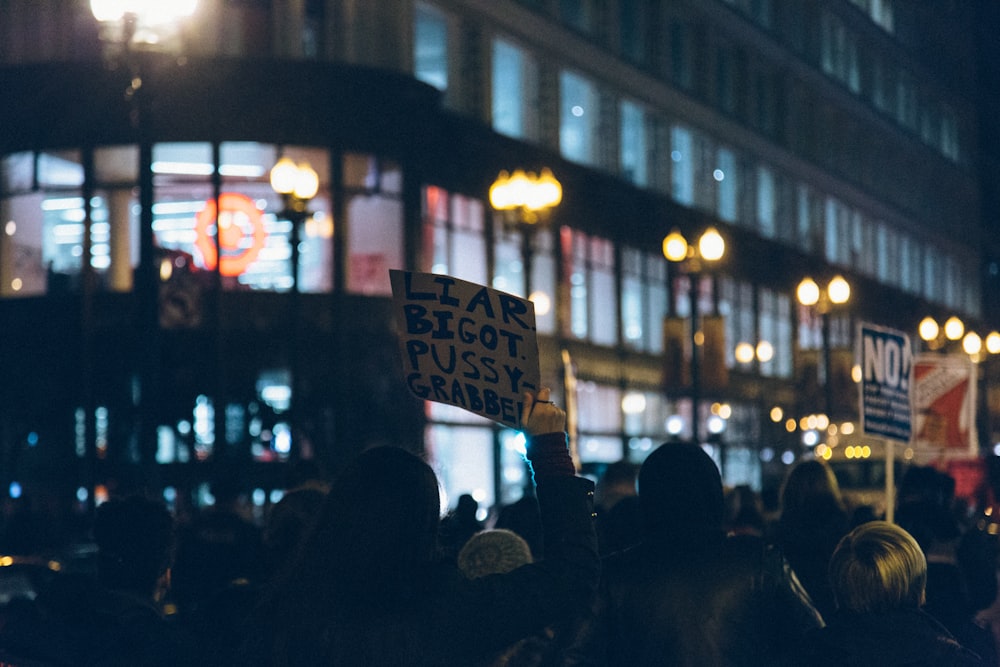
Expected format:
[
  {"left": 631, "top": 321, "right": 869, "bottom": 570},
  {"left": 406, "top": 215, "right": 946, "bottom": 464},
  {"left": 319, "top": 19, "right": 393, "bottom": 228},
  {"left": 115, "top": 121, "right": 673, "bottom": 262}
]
[
  {"left": 521, "top": 387, "right": 566, "bottom": 435},
  {"left": 390, "top": 270, "right": 541, "bottom": 429}
]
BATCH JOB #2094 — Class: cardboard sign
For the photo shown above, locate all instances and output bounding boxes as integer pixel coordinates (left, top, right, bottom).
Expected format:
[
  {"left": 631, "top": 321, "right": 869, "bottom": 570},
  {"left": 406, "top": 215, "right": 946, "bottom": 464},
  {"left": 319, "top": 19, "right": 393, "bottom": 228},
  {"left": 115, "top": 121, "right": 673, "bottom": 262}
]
[{"left": 390, "top": 270, "right": 540, "bottom": 428}]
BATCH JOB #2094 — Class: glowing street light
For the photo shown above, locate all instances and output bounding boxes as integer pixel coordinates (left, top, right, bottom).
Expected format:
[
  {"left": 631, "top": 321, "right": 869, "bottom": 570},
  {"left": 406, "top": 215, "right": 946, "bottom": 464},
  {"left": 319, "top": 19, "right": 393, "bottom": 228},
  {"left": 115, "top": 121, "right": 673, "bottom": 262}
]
[
  {"left": 662, "top": 226, "right": 726, "bottom": 442},
  {"left": 797, "top": 274, "right": 852, "bottom": 420}
]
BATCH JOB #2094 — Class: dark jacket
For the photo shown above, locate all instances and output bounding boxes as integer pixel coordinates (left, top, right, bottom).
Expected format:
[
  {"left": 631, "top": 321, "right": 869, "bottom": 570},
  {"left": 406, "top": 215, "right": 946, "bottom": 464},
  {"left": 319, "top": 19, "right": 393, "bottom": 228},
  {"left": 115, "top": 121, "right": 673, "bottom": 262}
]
[
  {"left": 239, "top": 471, "right": 600, "bottom": 667},
  {"left": 563, "top": 532, "right": 823, "bottom": 667},
  {"left": 791, "top": 607, "right": 987, "bottom": 666}
]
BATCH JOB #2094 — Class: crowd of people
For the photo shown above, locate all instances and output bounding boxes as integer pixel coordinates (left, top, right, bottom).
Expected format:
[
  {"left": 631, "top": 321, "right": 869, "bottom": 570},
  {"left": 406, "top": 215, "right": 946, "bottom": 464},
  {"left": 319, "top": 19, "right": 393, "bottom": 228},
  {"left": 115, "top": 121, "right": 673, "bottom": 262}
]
[{"left": 1, "top": 387, "right": 999, "bottom": 666}]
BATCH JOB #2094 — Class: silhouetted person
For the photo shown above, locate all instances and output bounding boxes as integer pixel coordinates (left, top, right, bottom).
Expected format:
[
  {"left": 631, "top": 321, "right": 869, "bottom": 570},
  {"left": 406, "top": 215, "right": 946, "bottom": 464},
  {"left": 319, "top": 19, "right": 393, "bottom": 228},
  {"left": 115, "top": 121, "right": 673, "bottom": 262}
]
[
  {"left": 792, "top": 520, "right": 987, "bottom": 666},
  {"left": 593, "top": 460, "right": 641, "bottom": 556},
  {"left": 564, "top": 441, "right": 821, "bottom": 666},
  {"left": 236, "top": 388, "right": 599, "bottom": 666},
  {"left": 725, "top": 484, "right": 766, "bottom": 539},
  {"left": 774, "top": 458, "right": 850, "bottom": 620},
  {"left": 458, "top": 529, "right": 554, "bottom": 666},
  {"left": 0, "top": 495, "right": 198, "bottom": 666},
  {"left": 495, "top": 490, "right": 544, "bottom": 560},
  {"left": 895, "top": 465, "right": 997, "bottom": 664},
  {"left": 439, "top": 493, "right": 485, "bottom": 562},
  {"left": 186, "top": 486, "right": 327, "bottom": 667},
  {"left": 170, "top": 476, "right": 265, "bottom": 620}
]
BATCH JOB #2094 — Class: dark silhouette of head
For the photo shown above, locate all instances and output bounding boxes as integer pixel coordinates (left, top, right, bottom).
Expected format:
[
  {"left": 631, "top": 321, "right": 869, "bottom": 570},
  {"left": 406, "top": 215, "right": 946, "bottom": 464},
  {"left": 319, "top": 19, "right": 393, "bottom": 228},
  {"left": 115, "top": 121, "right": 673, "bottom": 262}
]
[
  {"left": 638, "top": 442, "right": 724, "bottom": 539},
  {"left": 455, "top": 493, "right": 478, "bottom": 519},
  {"left": 296, "top": 446, "right": 441, "bottom": 604},
  {"left": 262, "top": 486, "right": 326, "bottom": 571},
  {"left": 93, "top": 495, "right": 175, "bottom": 599},
  {"left": 779, "top": 459, "right": 846, "bottom": 520}
]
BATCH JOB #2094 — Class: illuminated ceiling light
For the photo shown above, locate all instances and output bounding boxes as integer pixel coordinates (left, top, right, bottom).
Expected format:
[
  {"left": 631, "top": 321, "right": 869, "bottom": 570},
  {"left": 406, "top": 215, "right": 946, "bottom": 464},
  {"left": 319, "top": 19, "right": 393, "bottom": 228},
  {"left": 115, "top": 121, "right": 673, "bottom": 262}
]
[
  {"left": 756, "top": 340, "right": 774, "bottom": 362},
  {"left": 770, "top": 406, "right": 783, "bottom": 422}
]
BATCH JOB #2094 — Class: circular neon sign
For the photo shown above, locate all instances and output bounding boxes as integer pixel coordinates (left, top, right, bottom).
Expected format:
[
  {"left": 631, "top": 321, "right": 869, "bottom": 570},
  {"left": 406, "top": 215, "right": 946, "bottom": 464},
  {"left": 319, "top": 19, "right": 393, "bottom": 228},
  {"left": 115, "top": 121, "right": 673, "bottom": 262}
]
[{"left": 194, "top": 193, "right": 268, "bottom": 277}]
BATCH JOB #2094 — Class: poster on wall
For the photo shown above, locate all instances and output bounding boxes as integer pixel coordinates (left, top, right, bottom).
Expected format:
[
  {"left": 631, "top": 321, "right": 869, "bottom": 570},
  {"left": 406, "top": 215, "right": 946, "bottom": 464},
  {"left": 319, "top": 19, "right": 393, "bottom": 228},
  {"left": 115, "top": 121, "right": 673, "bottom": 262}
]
[
  {"left": 912, "top": 353, "right": 978, "bottom": 456},
  {"left": 390, "top": 270, "right": 540, "bottom": 429}
]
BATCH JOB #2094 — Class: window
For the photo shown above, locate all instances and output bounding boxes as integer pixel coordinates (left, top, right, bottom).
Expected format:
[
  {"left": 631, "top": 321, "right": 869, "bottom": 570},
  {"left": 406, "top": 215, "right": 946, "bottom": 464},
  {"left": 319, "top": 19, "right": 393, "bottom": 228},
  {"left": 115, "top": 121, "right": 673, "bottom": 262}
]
[
  {"left": 670, "top": 124, "right": 694, "bottom": 206},
  {"left": 492, "top": 39, "right": 539, "bottom": 141},
  {"left": 422, "top": 185, "right": 487, "bottom": 285},
  {"left": 344, "top": 153, "right": 404, "bottom": 296},
  {"left": 414, "top": 3, "right": 448, "bottom": 91},
  {"left": 17, "top": 151, "right": 87, "bottom": 297},
  {"left": 669, "top": 20, "right": 694, "bottom": 91},
  {"left": 716, "top": 147, "right": 737, "bottom": 223},
  {"left": 493, "top": 224, "right": 556, "bottom": 335},
  {"left": 560, "top": 0, "right": 597, "bottom": 35},
  {"left": 151, "top": 142, "right": 332, "bottom": 293},
  {"left": 756, "top": 165, "right": 775, "bottom": 238},
  {"left": 562, "top": 227, "right": 617, "bottom": 346},
  {"left": 426, "top": 423, "right": 496, "bottom": 514},
  {"left": 621, "top": 247, "right": 667, "bottom": 353},
  {"left": 576, "top": 381, "right": 623, "bottom": 464},
  {"left": 560, "top": 70, "right": 599, "bottom": 167},
  {"left": 620, "top": 99, "right": 649, "bottom": 186},
  {"left": 619, "top": 0, "right": 646, "bottom": 65},
  {"left": 820, "top": 11, "right": 860, "bottom": 93}
]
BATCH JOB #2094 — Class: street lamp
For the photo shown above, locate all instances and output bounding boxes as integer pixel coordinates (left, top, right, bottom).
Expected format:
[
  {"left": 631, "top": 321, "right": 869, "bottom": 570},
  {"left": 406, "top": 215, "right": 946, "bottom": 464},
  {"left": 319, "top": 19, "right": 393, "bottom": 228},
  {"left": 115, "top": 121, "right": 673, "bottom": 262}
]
[
  {"left": 489, "top": 167, "right": 562, "bottom": 301},
  {"left": 269, "top": 158, "right": 319, "bottom": 456},
  {"left": 270, "top": 157, "right": 319, "bottom": 294},
  {"left": 796, "top": 275, "right": 851, "bottom": 420},
  {"left": 90, "top": 0, "right": 198, "bottom": 511},
  {"left": 662, "top": 226, "right": 726, "bottom": 443}
]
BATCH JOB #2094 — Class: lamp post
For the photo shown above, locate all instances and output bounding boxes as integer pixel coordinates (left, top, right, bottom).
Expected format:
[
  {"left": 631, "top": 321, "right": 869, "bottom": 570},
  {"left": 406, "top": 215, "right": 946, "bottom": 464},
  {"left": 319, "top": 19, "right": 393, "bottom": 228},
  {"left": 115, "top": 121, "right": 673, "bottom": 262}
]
[
  {"left": 270, "top": 158, "right": 319, "bottom": 453},
  {"left": 489, "top": 168, "right": 562, "bottom": 298},
  {"left": 489, "top": 168, "right": 562, "bottom": 490},
  {"left": 662, "top": 226, "right": 726, "bottom": 443},
  {"left": 796, "top": 275, "right": 851, "bottom": 421},
  {"left": 91, "top": 0, "right": 197, "bottom": 508}
]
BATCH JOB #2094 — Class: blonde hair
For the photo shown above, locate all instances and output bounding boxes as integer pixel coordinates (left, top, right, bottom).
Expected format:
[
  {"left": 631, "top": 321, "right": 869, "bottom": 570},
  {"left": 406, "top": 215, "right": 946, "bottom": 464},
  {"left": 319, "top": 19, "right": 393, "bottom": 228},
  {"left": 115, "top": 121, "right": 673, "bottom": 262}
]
[{"left": 829, "top": 521, "right": 926, "bottom": 613}]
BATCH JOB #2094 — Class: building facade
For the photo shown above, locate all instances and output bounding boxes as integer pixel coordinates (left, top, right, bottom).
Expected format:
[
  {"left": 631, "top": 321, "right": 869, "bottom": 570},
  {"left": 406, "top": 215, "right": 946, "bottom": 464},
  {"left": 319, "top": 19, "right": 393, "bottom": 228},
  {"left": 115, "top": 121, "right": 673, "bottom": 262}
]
[{"left": 1, "top": 0, "right": 994, "bottom": 516}]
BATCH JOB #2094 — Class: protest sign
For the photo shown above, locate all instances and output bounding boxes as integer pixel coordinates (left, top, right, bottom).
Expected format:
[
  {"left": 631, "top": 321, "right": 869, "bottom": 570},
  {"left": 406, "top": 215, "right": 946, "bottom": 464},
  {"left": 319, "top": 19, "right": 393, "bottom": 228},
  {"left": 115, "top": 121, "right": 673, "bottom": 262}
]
[
  {"left": 912, "top": 353, "right": 977, "bottom": 456},
  {"left": 859, "top": 323, "right": 912, "bottom": 442},
  {"left": 389, "top": 270, "right": 540, "bottom": 429}
]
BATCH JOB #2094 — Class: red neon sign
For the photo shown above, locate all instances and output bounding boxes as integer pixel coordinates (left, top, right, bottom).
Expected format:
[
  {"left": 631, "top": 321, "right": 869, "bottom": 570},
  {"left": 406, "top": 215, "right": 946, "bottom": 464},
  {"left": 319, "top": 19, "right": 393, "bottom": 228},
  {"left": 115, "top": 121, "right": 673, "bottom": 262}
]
[{"left": 194, "top": 193, "right": 268, "bottom": 277}]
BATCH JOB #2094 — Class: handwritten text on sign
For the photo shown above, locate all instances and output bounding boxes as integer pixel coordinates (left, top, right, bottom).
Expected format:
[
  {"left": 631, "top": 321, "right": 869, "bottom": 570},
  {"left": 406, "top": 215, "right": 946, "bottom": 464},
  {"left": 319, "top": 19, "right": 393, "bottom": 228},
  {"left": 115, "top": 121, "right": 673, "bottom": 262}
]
[{"left": 390, "top": 270, "right": 540, "bottom": 428}]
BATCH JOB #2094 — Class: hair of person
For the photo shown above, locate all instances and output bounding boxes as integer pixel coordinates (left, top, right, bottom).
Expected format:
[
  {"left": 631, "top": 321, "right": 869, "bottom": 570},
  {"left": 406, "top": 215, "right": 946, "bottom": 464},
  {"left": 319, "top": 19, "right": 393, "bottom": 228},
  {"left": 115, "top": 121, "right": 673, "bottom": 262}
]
[
  {"left": 457, "top": 529, "right": 533, "bottom": 579},
  {"left": 93, "top": 494, "right": 175, "bottom": 596},
  {"left": 779, "top": 458, "right": 846, "bottom": 516},
  {"left": 828, "top": 520, "right": 927, "bottom": 614},
  {"left": 637, "top": 441, "right": 724, "bottom": 537},
  {"left": 276, "top": 446, "right": 440, "bottom": 608},
  {"left": 262, "top": 486, "right": 326, "bottom": 567},
  {"left": 245, "top": 447, "right": 441, "bottom": 665}
]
